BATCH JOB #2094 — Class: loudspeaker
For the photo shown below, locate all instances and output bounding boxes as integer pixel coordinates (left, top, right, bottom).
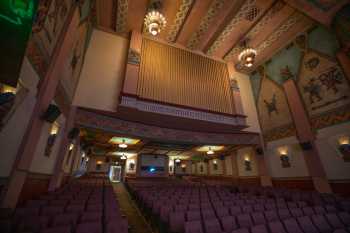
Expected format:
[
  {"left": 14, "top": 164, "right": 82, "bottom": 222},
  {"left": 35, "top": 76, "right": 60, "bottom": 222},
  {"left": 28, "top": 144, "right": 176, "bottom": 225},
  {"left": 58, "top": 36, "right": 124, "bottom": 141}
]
[
  {"left": 300, "top": 141, "right": 313, "bottom": 151},
  {"left": 219, "top": 154, "right": 225, "bottom": 160},
  {"left": 68, "top": 127, "right": 80, "bottom": 139},
  {"left": 256, "top": 147, "right": 264, "bottom": 155},
  {"left": 42, "top": 104, "right": 61, "bottom": 123}
]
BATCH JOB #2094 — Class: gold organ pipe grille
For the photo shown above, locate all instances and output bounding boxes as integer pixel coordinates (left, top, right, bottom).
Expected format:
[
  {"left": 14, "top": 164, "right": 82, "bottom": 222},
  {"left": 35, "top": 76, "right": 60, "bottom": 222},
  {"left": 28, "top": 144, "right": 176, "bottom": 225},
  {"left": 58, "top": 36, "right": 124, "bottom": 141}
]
[{"left": 138, "top": 39, "right": 233, "bottom": 114}]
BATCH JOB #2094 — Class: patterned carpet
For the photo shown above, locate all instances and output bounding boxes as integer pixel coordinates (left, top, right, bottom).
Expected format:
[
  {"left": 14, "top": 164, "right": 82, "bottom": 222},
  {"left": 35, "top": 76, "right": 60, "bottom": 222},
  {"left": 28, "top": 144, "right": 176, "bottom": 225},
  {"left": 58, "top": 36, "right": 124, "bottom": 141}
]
[{"left": 113, "top": 183, "right": 154, "bottom": 233}]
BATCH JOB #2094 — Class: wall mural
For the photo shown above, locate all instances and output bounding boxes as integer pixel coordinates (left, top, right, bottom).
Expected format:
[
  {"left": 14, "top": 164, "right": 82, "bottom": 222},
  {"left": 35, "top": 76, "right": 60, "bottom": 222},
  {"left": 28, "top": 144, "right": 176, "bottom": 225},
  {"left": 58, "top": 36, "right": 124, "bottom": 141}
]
[
  {"left": 251, "top": 24, "right": 350, "bottom": 143},
  {"left": 251, "top": 45, "right": 298, "bottom": 142},
  {"left": 298, "top": 51, "right": 350, "bottom": 117},
  {"left": 297, "top": 26, "right": 350, "bottom": 130}
]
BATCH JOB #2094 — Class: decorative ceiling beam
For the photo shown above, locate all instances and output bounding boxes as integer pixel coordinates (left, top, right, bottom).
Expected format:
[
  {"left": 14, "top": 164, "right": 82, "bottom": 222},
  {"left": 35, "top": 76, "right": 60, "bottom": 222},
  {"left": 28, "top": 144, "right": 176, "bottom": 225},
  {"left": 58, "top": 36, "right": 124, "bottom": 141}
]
[
  {"left": 96, "top": 0, "right": 114, "bottom": 30},
  {"left": 125, "top": 0, "right": 148, "bottom": 33},
  {"left": 224, "top": 1, "right": 294, "bottom": 62},
  {"left": 195, "top": 0, "right": 246, "bottom": 52},
  {"left": 249, "top": 12, "right": 314, "bottom": 71},
  {"left": 206, "top": 0, "right": 275, "bottom": 58},
  {"left": 163, "top": 0, "right": 195, "bottom": 43},
  {"left": 175, "top": 0, "right": 214, "bottom": 45},
  {"left": 283, "top": 0, "right": 348, "bottom": 27}
]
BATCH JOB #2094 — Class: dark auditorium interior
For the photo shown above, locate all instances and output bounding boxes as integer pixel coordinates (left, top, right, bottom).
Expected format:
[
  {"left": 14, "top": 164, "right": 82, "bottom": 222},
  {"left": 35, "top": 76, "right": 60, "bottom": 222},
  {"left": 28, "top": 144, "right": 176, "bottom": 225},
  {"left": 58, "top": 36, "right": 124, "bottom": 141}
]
[{"left": 1, "top": 0, "right": 350, "bottom": 233}]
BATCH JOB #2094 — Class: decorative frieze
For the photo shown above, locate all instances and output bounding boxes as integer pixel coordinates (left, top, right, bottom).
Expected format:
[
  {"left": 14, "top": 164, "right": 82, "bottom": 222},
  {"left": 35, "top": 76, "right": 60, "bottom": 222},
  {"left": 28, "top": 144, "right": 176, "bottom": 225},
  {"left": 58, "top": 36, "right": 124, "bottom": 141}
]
[
  {"left": 120, "top": 95, "right": 246, "bottom": 126},
  {"left": 127, "top": 49, "right": 140, "bottom": 65}
]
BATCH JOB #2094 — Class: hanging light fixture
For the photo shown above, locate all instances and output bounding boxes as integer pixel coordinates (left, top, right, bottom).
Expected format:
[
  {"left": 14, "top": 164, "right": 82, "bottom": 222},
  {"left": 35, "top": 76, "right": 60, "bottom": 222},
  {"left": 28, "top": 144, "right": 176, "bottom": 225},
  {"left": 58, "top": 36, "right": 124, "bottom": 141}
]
[
  {"left": 119, "top": 139, "right": 128, "bottom": 148},
  {"left": 144, "top": 1, "right": 166, "bottom": 36},
  {"left": 121, "top": 153, "right": 127, "bottom": 160},
  {"left": 238, "top": 39, "right": 257, "bottom": 68},
  {"left": 207, "top": 147, "right": 214, "bottom": 155}
]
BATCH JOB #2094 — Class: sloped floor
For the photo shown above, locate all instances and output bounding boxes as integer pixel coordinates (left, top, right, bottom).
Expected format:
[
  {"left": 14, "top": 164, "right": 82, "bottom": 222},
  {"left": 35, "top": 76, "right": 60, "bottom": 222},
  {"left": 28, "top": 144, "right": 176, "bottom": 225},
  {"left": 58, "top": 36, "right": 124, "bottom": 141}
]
[{"left": 113, "top": 183, "right": 154, "bottom": 233}]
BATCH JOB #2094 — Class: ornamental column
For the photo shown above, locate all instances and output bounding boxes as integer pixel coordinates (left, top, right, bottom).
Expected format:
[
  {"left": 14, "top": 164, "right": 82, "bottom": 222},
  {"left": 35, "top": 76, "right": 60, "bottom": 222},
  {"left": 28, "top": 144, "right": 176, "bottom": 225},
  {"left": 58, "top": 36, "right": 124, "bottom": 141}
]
[
  {"left": 1, "top": 7, "right": 79, "bottom": 208},
  {"left": 283, "top": 79, "right": 332, "bottom": 193}
]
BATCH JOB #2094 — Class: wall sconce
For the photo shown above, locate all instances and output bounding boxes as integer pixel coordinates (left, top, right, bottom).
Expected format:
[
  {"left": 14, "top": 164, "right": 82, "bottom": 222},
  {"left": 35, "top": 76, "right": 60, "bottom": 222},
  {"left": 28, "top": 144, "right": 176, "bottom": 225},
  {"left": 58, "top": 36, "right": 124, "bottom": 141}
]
[
  {"left": 244, "top": 156, "right": 251, "bottom": 171},
  {"left": 278, "top": 147, "right": 291, "bottom": 168},
  {"left": 44, "top": 122, "right": 59, "bottom": 157},
  {"left": 96, "top": 161, "right": 103, "bottom": 165},
  {"left": 213, "top": 159, "right": 218, "bottom": 170},
  {"left": 338, "top": 136, "right": 350, "bottom": 162},
  {"left": 69, "top": 143, "right": 74, "bottom": 151},
  {"left": 129, "top": 159, "right": 135, "bottom": 170}
]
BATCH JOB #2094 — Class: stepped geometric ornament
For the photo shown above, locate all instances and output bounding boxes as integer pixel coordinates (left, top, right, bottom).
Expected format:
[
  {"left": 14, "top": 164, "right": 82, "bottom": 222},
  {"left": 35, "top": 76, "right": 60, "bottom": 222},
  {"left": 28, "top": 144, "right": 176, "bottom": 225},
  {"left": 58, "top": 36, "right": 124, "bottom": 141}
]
[
  {"left": 238, "top": 40, "right": 257, "bottom": 68},
  {"left": 144, "top": 10, "right": 167, "bottom": 36}
]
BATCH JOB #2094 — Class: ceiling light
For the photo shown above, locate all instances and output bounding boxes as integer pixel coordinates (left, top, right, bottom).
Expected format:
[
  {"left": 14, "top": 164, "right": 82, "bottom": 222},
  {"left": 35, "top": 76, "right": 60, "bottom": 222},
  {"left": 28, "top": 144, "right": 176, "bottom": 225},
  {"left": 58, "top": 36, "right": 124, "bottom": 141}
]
[
  {"left": 207, "top": 147, "right": 214, "bottom": 155},
  {"left": 144, "top": 10, "right": 166, "bottom": 36},
  {"left": 119, "top": 139, "right": 128, "bottom": 148},
  {"left": 121, "top": 154, "right": 127, "bottom": 160},
  {"left": 238, "top": 39, "right": 257, "bottom": 68},
  {"left": 175, "top": 158, "right": 181, "bottom": 163}
]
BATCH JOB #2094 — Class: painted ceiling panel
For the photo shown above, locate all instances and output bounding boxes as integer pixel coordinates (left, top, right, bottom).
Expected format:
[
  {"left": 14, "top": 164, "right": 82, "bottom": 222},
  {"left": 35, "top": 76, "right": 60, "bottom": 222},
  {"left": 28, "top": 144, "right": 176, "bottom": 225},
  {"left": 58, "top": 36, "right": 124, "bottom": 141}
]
[
  {"left": 308, "top": 26, "right": 340, "bottom": 58},
  {"left": 265, "top": 44, "right": 302, "bottom": 85}
]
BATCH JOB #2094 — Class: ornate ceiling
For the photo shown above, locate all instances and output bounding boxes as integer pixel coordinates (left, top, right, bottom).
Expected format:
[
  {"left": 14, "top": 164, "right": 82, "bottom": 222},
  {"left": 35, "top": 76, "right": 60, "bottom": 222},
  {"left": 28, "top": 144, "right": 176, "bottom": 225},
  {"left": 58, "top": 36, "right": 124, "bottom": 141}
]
[
  {"left": 80, "top": 127, "right": 238, "bottom": 160},
  {"left": 94, "top": 0, "right": 347, "bottom": 72}
]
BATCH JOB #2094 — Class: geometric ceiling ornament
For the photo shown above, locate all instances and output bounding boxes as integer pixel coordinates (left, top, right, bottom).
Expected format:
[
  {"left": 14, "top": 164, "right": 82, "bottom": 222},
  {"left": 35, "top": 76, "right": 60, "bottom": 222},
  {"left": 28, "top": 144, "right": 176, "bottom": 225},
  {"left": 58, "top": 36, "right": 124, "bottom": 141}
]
[
  {"left": 166, "top": 0, "right": 194, "bottom": 42},
  {"left": 186, "top": 0, "right": 226, "bottom": 50},
  {"left": 224, "top": 1, "right": 286, "bottom": 61},
  {"left": 115, "top": 0, "right": 129, "bottom": 33},
  {"left": 207, "top": 0, "right": 257, "bottom": 56},
  {"left": 256, "top": 12, "right": 304, "bottom": 55}
]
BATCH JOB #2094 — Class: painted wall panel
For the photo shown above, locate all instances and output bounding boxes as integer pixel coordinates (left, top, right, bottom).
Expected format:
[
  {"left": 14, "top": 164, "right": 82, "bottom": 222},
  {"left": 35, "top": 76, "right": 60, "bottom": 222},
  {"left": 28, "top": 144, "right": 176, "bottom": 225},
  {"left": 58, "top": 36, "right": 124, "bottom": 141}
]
[
  {"left": 265, "top": 136, "right": 309, "bottom": 178},
  {"left": 73, "top": 29, "right": 128, "bottom": 111}
]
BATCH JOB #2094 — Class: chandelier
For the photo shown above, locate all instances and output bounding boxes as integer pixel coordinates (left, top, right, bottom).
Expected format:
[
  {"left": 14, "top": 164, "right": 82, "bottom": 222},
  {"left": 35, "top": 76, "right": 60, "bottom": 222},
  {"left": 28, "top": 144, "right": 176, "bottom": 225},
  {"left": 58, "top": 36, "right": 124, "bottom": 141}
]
[
  {"left": 144, "top": 10, "right": 166, "bottom": 36},
  {"left": 118, "top": 139, "right": 127, "bottom": 148},
  {"left": 238, "top": 40, "right": 257, "bottom": 68}
]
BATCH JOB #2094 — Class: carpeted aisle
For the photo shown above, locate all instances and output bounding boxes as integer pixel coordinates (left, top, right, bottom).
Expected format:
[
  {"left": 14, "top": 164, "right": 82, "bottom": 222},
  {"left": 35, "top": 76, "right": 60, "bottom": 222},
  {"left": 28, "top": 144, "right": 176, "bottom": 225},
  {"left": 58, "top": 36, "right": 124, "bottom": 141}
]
[{"left": 112, "top": 183, "right": 154, "bottom": 233}]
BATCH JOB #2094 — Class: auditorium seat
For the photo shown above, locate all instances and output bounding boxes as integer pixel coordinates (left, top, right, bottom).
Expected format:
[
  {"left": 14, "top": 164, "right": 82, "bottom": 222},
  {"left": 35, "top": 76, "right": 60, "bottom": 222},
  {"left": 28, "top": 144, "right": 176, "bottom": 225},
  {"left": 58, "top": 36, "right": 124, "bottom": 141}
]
[
  {"left": 264, "top": 210, "right": 279, "bottom": 222},
  {"left": 251, "top": 212, "right": 266, "bottom": 225},
  {"left": 220, "top": 215, "right": 238, "bottom": 233},
  {"left": 41, "top": 226, "right": 72, "bottom": 233},
  {"left": 283, "top": 218, "right": 304, "bottom": 233},
  {"left": 169, "top": 212, "right": 185, "bottom": 233},
  {"left": 52, "top": 213, "right": 78, "bottom": 227},
  {"left": 187, "top": 210, "right": 201, "bottom": 221},
  {"left": 76, "top": 222, "right": 102, "bottom": 233},
  {"left": 338, "top": 212, "right": 350, "bottom": 227},
  {"left": 312, "top": 214, "right": 333, "bottom": 233},
  {"left": 204, "top": 218, "right": 223, "bottom": 233},
  {"left": 297, "top": 216, "right": 319, "bottom": 233},
  {"left": 278, "top": 209, "right": 292, "bottom": 220},
  {"left": 251, "top": 224, "right": 269, "bottom": 233},
  {"left": 232, "top": 228, "right": 249, "bottom": 233},
  {"left": 185, "top": 220, "right": 203, "bottom": 233},
  {"left": 237, "top": 213, "right": 253, "bottom": 228},
  {"left": 268, "top": 221, "right": 287, "bottom": 233},
  {"left": 325, "top": 213, "right": 346, "bottom": 230}
]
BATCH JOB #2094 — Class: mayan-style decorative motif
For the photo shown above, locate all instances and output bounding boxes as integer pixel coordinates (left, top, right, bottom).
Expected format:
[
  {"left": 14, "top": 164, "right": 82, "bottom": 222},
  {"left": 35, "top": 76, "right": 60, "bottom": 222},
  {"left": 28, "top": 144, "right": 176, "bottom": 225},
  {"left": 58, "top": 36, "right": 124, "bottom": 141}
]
[
  {"left": 115, "top": 0, "right": 128, "bottom": 33},
  {"left": 186, "top": 0, "right": 226, "bottom": 50},
  {"left": 295, "top": 34, "right": 307, "bottom": 50},
  {"left": 280, "top": 65, "right": 294, "bottom": 80},
  {"left": 257, "top": 77, "right": 294, "bottom": 137},
  {"left": 75, "top": 109, "right": 260, "bottom": 145},
  {"left": 304, "top": 57, "right": 320, "bottom": 71},
  {"left": 230, "top": 79, "right": 239, "bottom": 91},
  {"left": 224, "top": 1, "right": 285, "bottom": 61},
  {"left": 264, "top": 93, "right": 278, "bottom": 117},
  {"left": 27, "top": 0, "right": 74, "bottom": 77},
  {"left": 263, "top": 123, "right": 296, "bottom": 142},
  {"left": 166, "top": 0, "right": 194, "bottom": 42},
  {"left": 310, "top": 105, "right": 350, "bottom": 131},
  {"left": 207, "top": 0, "right": 257, "bottom": 56},
  {"left": 256, "top": 12, "right": 304, "bottom": 54},
  {"left": 127, "top": 49, "right": 141, "bottom": 65},
  {"left": 298, "top": 51, "right": 350, "bottom": 117}
]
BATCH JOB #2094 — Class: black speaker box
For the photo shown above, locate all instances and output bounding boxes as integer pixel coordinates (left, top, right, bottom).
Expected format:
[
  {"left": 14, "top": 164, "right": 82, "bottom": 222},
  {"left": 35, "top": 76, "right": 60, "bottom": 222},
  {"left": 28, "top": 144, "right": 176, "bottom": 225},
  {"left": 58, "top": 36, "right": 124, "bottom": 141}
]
[
  {"left": 42, "top": 104, "right": 61, "bottom": 123},
  {"left": 256, "top": 147, "right": 264, "bottom": 155},
  {"left": 68, "top": 127, "right": 80, "bottom": 139},
  {"left": 300, "top": 141, "right": 313, "bottom": 151}
]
